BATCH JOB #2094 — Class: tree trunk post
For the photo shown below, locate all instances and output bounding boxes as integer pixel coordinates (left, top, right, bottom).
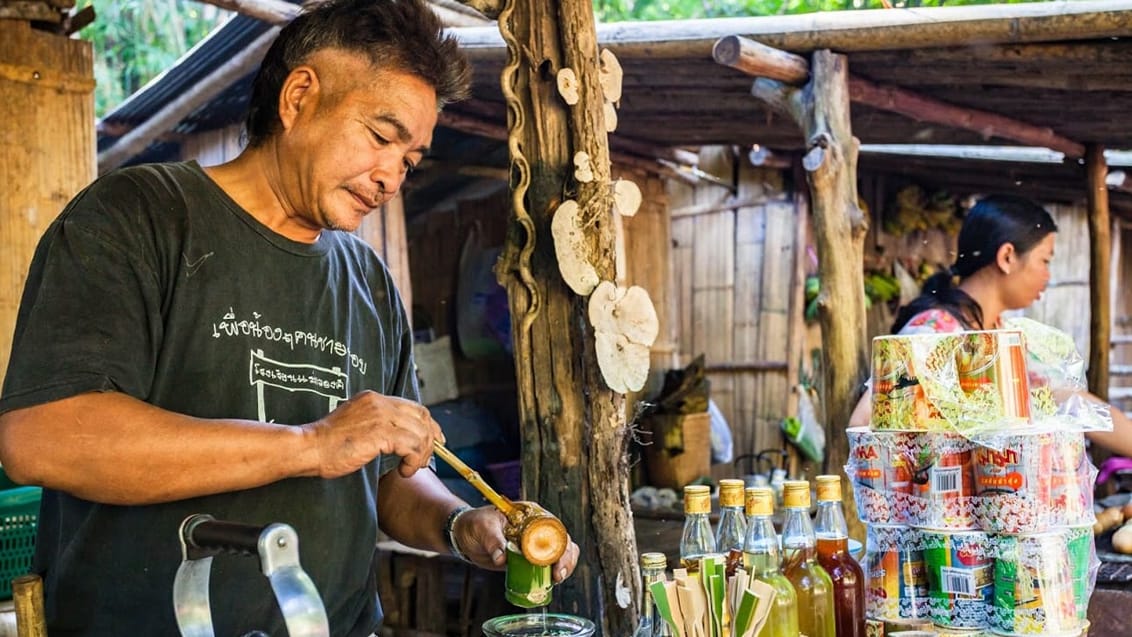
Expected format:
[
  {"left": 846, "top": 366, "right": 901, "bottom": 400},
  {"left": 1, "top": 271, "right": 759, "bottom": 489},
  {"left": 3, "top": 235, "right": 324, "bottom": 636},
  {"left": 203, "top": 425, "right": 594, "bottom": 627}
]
[
  {"left": 752, "top": 50, "right": 869, "bottom": 534},
  {"left": 492, "top": 0, "right": 637, "bottom": 631},
  {"left": 1086, "top": 144, "right": 1111, "bottom": 401}
]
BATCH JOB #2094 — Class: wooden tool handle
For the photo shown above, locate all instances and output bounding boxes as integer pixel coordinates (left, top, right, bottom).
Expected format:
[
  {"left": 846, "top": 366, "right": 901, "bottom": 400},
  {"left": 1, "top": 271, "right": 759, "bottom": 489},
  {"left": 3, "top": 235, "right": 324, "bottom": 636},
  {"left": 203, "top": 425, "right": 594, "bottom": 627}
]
[
  {"left": 432, "top": 441, "right": 519, "bottom": 516},
  {"left": 12, "top": 574, "right": 47, "bottom": 637}
]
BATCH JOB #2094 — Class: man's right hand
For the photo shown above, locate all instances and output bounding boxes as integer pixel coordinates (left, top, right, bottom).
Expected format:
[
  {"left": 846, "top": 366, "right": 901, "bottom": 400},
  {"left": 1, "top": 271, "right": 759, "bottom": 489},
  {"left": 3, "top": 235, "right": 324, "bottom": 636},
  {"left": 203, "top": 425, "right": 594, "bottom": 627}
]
[{"left": 304, "top": 391, "right": 443, "bottom": 479}]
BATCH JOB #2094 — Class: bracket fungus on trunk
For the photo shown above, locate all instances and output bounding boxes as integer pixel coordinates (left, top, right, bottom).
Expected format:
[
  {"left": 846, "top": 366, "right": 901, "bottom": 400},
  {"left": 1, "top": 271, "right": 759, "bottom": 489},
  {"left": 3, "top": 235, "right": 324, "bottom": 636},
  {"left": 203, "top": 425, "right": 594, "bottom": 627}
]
[
  {"left": 556, "top": 67, "right": 580, "bottom": 106},
  {"left": 551, "top": 199, "right": 600, "bottom": 296},
  {"left": 612, "top": 179, "right": 642, "bottom": 217},
  {"left": 588, "top": 281, "right": 659, "bottom": 393},
  {"left": 574, "top": 151, "right": 595, "bottom": 183},
  {"left": 599, "top": 48, "right": 623, "bottom": 105},
  {"left": 603, "top": 102, "right": 618, "bottom": 133}
]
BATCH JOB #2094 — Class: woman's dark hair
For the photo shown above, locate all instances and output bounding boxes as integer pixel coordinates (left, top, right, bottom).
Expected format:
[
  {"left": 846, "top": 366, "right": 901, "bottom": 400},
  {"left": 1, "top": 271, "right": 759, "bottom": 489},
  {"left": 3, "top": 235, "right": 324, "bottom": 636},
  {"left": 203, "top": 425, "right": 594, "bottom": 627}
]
[
  {"left": 244, "top": 0, "right": 472, "bottom": 147},
  {"left": 891, "top": 194, "right": 1057, "bottom": 332}
]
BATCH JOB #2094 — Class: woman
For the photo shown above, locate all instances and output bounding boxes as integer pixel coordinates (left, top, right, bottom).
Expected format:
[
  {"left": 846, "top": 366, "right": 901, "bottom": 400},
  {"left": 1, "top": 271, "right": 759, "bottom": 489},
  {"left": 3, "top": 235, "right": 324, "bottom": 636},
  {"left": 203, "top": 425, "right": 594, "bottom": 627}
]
[{"left": 849, "top": 194, "right": 1132, "bottom": 458}]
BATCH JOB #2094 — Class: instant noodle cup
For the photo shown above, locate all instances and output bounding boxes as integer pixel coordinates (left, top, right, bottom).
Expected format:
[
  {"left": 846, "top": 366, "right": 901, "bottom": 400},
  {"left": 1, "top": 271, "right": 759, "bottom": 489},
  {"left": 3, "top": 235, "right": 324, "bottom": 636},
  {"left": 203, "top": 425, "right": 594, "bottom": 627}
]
[
  {"left": 848, "top": 428, "right": 917, "bottom": 524},
  {"left": 971, "top": 433, "right": 1053, "bottom": 533},
  {"left": 906, "top": 432, "right": 977, "bottom": 530},
  {"left": 870, "top": 335, "right": 950, "bottom": 431},
  {"left": 1047, "top": 431, "right": 1096, "bottom": 528},
  {"left": 954, "top": 330, "right": 1030, "bottom": 423},
  {"left": 865, "top": 525, "right": 931, "bottom": 623},
  {"left": 991, "top": 531, "right": 1082, "bottom": 636},
  {"left": 922, "top": 530, "right": 993, "bottom": 631}
]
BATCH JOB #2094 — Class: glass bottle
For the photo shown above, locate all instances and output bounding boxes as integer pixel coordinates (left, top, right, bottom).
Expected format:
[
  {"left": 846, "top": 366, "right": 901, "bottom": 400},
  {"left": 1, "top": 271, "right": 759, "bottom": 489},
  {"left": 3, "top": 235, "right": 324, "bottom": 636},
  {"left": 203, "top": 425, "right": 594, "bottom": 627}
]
[
  {"left": 781, "top": 480, "right": 835, "bottom": 637},
  {"left": 679, "top": 485, "right": 716, "bottom": 572},
  {"left": 716, "top": 478, "right": 748, "bottom": 576},
  {"left": 743, "top": 486, "right": 800, "bottom": 637},
  {"left": 635, "top": 552, "right": 672, "bottom": 637},
  {"left": 814, "top": 475, "right": 866, "bottom": 637}
]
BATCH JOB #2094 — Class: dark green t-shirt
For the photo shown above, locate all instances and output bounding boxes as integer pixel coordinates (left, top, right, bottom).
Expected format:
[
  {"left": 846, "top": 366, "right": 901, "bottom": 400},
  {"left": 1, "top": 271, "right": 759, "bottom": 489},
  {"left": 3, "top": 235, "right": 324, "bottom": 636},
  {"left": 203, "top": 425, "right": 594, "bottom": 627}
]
[{"left": 0, "top": 161, "right": 416, "bottom": 636}]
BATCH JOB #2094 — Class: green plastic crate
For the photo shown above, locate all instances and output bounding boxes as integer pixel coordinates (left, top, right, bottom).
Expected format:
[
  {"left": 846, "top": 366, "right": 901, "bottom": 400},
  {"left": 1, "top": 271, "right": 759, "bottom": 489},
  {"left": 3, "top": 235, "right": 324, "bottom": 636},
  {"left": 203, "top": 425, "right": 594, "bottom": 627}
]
[{"left": 0, "top": 486, "right": 41, "bottom": 600}]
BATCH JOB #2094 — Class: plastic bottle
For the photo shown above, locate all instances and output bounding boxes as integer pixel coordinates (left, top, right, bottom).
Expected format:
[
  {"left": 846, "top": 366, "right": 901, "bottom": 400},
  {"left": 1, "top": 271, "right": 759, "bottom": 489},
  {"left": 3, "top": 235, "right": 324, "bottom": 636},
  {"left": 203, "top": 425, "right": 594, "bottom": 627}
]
[
  {"left": 715, "top": 478, "right": 748, "bottom": 575},
  {"left": 781, "top": 480, "right": 835, "bottom": 637},
  {"left": 743, "top": 486, "right": 800, "bottom": 637},
  {"left": 634, "top": 552, "right": 672, "bottom": 637},
  {"left": 814, "top": 475, "right": 866, "bottom": 637},
  {"left": 679, "top": 485, "right": 716, "bottom": 572}
]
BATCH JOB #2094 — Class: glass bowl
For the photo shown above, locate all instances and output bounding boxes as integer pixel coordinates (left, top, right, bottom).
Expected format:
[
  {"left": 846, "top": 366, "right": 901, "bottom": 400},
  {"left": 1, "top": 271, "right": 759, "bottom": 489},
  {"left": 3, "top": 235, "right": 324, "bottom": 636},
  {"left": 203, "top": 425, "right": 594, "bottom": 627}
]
[{"left": 482, "top": 613, "right": 596, "bottom": 636}]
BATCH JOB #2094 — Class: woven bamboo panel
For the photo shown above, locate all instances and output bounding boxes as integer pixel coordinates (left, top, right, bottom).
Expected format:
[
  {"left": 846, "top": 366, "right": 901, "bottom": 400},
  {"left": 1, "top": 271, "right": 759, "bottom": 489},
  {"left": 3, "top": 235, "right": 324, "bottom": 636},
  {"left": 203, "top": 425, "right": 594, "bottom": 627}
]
[{"left": 0, "top": 21, "right": 94, "bottom": 389}]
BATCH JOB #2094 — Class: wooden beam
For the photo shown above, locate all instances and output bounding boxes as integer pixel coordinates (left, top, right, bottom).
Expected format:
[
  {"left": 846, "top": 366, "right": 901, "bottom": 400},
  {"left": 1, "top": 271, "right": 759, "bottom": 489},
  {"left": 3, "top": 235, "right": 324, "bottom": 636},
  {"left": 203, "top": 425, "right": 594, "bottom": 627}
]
[
  {"left": 454, "top": 1, "right": 1132, "bottom": 59},
  {"left": 848, "top": 76, "right": 1085, "bottom": 158},
  {"left": 713, "top": 35, "right": 808, "bottom": 84},
  {"left": 97, "top": 27, "right": 279, "bottom": 173},
  {"left": 704, "top": 361, "right": 788, "bottom": 373},
  {"left": 195, "top": 0, "right": 491, "bottom": 26},
  {"left": 1087, "top": 143, "right": 1112, "bottom": 401},
  {"left": 715, "top": 34, "right": 1087, "bottom": 157}
]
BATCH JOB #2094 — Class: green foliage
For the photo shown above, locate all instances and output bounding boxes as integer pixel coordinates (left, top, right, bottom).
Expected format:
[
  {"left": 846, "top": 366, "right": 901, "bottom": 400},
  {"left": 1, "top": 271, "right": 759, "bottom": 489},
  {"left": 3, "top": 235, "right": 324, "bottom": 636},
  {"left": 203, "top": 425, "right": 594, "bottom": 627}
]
[
  {"left": 594, "top": 0, "right": 1047, "bottom": 22},
  {"left": 76, "top": 1, "right": 231, "bottom": 117}
]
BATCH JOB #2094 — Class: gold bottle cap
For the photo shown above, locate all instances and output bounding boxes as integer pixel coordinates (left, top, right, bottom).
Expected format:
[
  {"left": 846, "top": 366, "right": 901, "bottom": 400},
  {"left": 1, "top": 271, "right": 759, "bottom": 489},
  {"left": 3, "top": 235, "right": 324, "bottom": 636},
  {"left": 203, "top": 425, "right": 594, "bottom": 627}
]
[
  {"left": 641, "top": 552, "right": 667, "bottom": 569},
  {"left": 684, "top": 485, "right": 711, "bottom": 515},
  {"left": 745, "top": 487, "right": 774, "bottom": 517},
  {"left": 782, "top": 480, "right": 811, "bottom": 509},
  {"left": 816, "top": 475, "right": 843, "bottom": 502},
  {"left": 718, "top": 479, "right": 745, "bottom": 508}
]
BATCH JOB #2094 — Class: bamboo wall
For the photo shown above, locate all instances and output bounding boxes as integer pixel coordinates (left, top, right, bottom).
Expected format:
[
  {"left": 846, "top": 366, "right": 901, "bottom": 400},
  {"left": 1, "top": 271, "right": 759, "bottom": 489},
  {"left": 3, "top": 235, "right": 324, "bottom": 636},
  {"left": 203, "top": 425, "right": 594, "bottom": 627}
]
[
  {"left": 666, "top": 147, "right": 801, "bottom": 481},
  {"left": 1022, "top": 203, "right": 1091, "bottom": 357},
  {"left": 0, "top": 21, "right": 95, "bottom": 389}
]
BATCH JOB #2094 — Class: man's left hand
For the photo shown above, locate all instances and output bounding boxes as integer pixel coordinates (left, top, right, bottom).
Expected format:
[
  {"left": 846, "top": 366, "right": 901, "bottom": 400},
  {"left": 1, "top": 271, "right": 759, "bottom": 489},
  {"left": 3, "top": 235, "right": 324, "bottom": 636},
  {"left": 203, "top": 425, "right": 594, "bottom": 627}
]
[{"left": 453, "top": 506, "right": 580, "bottom": 583}]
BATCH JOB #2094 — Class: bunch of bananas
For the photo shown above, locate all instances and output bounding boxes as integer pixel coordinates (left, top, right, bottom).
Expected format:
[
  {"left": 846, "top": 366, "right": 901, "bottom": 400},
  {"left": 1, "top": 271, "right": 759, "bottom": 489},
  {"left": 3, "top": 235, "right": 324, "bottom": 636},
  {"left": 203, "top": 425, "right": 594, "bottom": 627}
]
[{"left": 884, "top": 185, "right": 961, "bottom": 236}]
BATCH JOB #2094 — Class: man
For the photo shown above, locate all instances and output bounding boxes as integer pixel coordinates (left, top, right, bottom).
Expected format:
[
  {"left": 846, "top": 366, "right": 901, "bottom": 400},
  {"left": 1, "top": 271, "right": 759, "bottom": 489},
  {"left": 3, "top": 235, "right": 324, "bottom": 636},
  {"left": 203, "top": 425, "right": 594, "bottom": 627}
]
[{"left": 0, "top": 0, "right": 577, "bottom": 634}]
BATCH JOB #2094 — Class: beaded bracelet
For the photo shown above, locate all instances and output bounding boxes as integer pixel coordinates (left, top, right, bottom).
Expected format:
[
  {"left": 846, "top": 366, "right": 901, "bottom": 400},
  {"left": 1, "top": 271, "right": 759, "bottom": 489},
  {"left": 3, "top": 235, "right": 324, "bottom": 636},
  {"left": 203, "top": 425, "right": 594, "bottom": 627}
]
[{"left": 443, "top": 504, "right": 473, "bottom": 563}]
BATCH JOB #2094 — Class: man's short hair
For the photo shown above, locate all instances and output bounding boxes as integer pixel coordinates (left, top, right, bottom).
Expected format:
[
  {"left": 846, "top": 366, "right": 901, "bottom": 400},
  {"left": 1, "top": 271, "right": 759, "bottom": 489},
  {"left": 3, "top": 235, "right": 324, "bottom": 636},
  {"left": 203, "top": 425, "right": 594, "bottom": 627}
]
[{"left": 244, "top": 0, "right": 472, "bottom": 147}]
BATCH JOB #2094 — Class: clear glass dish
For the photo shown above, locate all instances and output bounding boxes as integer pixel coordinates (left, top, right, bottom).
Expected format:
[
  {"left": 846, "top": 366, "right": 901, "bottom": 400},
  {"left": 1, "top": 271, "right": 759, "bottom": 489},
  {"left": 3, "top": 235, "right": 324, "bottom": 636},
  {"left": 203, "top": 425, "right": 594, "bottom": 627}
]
[{"left": 482, "top": 613, "right": 596, "bottom": 636}]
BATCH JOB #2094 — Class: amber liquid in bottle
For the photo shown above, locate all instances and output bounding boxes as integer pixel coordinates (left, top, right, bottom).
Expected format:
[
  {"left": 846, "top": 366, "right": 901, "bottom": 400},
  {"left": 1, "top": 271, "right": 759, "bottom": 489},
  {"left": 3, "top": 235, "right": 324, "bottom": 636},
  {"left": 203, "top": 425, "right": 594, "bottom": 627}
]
[
  {"left": 781, "top": 481, "right": 835, "bottom": 637},
  {"left": 814, "top": 475, "right": 865, "bottom": 637}
]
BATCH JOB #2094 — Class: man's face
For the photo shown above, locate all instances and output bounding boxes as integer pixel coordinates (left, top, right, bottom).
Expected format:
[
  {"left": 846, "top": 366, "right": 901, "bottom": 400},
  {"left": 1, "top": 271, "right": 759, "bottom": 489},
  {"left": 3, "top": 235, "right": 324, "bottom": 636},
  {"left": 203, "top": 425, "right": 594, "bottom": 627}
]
[{"left": 277, "top": 50, "right": 437, "bottom": 236}]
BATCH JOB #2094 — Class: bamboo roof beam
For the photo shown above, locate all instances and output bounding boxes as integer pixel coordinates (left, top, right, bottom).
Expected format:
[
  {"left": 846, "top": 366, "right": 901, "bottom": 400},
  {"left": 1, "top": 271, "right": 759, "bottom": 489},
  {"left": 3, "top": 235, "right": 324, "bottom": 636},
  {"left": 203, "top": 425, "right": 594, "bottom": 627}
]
[
  {"left": 454, "top": 1, "right": 1132, "bottom": 59},
  {"left": 195, "top": 0, "right": 491, "bottom": 26},
  {"left": 714, "top": 34, "right": 1087, "bottom": 158}
]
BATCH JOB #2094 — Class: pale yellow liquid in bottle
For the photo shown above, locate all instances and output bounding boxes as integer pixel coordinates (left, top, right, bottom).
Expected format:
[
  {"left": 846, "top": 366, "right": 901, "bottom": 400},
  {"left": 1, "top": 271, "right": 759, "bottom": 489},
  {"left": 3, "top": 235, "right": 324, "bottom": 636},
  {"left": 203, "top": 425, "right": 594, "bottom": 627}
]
[
  {"left": 744, "top": 551, "right": 800, "bottom": 637},
  {"left": 782, "top": 544, "right": 835, "bottom": 637}
]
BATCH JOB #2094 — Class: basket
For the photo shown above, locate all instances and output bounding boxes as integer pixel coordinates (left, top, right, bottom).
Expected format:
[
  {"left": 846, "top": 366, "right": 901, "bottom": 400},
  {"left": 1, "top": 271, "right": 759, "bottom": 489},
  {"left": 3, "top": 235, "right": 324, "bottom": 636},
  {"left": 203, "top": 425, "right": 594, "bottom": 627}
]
[
  {"left": 0, "top": 486, "right": 41, "bottom": 600},
  {"left": 642, "top": 412, "right": 712, "bottom": 489}
]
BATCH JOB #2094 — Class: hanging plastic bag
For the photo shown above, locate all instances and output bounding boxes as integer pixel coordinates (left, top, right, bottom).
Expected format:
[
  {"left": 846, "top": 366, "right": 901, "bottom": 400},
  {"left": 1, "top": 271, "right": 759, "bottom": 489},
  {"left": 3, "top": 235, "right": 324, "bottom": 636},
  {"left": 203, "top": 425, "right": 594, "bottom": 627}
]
[{"left": 782, "top": 385, "right": 825, "bottom": 463}]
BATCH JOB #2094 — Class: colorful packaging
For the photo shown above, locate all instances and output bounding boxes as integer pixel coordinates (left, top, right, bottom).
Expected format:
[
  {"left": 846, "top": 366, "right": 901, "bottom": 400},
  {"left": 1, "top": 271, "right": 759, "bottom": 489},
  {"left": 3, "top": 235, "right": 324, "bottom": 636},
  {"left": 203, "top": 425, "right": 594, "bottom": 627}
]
[
  {"left": 865, "top": 525, "right": 931, "bottom": 623},
  {"left": 990, "top": 532, "right": 1081, "bottom": 636},
  {"left": 922, "top": 530, "right": 993, "bottom": 630},
  {"left": 870, "top": 330, "right": 1034, "bottom": 434}
]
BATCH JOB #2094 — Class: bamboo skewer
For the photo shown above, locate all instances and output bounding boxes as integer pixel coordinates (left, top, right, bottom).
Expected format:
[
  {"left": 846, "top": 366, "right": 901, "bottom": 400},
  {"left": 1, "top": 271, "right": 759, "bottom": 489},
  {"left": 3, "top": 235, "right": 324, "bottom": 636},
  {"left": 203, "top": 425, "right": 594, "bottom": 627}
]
[{"left": 432, "top": 441, "right": 520, "bottom": 517}]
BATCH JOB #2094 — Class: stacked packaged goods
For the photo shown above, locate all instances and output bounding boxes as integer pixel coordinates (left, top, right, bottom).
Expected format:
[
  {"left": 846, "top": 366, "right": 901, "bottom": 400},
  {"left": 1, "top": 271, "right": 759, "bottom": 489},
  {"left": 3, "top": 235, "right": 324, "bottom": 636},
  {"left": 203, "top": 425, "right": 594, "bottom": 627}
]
[{"left": 848, "top": 326, "right": 1106, "bottom": 637}]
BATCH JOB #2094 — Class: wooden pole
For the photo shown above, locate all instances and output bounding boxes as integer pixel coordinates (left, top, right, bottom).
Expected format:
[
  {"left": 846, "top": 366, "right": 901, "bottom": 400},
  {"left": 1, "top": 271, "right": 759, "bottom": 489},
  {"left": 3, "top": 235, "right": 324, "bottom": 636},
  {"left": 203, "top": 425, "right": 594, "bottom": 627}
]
[
  {"left": 751, "top": 52, "right": 869, "bottom": 539},
  {"left": 713, "top": 34, "right": 809, "bottom": 84},
  {"left": 193, "top": 0, "right": 492, "bottom": 26},
  {"left": 1087, "top": 144, "right": 1112, "bottom": 401},
  {"left": 12, "top": 575, "right": 47, "bottom": 637},
  {"left": 0, "top": 20, "right": 95, "bottom": 390},
  {"left": 492, "top": 0, "right": 636, "bottom": 630}
]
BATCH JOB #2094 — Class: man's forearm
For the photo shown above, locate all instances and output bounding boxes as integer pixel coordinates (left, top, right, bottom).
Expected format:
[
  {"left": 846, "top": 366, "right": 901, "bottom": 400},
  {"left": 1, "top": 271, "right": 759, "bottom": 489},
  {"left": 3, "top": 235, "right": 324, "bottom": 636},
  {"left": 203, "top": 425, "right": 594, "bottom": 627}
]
[
  {"left": 0, "top": 392, "right": 315, "bottom": 505},
  {"left": 377, "top": 468, "right": 467, "bottom": 553}
]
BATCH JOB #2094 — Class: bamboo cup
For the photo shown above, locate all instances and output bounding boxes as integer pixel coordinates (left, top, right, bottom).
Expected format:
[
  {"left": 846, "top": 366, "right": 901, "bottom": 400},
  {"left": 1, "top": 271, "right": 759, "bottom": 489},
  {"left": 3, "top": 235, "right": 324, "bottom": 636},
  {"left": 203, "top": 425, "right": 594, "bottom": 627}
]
[{"left": 433, "top": 441, "right": 568, "bottom": 566}]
